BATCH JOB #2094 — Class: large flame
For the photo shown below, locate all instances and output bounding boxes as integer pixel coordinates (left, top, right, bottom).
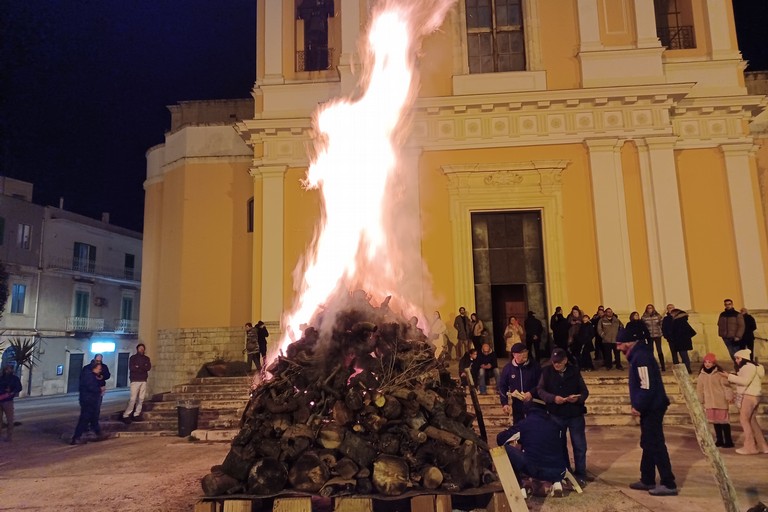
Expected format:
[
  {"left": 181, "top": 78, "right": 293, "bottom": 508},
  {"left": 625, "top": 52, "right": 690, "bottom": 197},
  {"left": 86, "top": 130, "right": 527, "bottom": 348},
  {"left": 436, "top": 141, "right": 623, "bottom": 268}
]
[{"left": 279, "top": 0, "right": 455, "bottom": 352}]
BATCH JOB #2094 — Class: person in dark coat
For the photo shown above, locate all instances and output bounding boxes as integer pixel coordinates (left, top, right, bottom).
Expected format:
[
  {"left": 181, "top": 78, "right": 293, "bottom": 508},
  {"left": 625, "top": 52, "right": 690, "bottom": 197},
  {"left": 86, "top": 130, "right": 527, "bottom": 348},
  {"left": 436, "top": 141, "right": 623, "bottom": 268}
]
[
  {"left": 497, "top": 400, "right": 567, "bottom": 496},
  {"left": 71, "top": 363, "right": 106, "bottom": 445},
  {"left": 81, "top": 353, "right": 110, "bottom": 403},
  {"left": 0, "top": 365, "right": 23, "bottom": 442},
  {"left": 523, "top": 311, "right": 544, "bottom": 362},
  {"left": 476, "top": 342, "right": 499, "bottom": 394},
  {"left": 458, "top": 348, "right": 479, "bottom": 388},
  {"left": 255, "top": 320, "right": 269, "bottom": 365},
  {"left": 740, "top": 308, "right": 757, "bottom": 356},
  {"left": 573, "top": 315, "right": 595, "bottom": 371},
  {"left": 622, "top": 312, "right": 651, "bottom": 344},
  {"left": 499, "top": 343, "right": 541, "bottom": 424},
  {"left": 591, "top": 306, "right": 605, "bottom": 362},
  {"left": 536, "top": 348, "right": 590, "bottom": 484},
  {"left": 616, "top": 338, "right": 678, "bottom": 496},
  {"left": 550, "top": 307, "right": 569, "bottom": 351},
  {"left": 670, "top": 308, "right": 694, "bottom": 374}
]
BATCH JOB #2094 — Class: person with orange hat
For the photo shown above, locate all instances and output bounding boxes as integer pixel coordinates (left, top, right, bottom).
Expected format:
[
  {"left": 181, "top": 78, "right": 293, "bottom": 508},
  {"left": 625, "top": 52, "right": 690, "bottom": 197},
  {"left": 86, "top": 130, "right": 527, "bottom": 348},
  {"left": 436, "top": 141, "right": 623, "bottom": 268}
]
[{"left": 696, "top": 353, "right": 734, "bottom": 448}]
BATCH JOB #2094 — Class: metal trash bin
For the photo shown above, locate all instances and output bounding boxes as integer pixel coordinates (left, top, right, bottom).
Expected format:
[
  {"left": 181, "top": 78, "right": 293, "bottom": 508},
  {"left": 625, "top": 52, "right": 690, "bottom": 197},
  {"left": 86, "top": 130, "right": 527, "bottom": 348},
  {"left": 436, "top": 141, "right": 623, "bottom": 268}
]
[{"left": 177, "top": 400, "right": 200, "bottom": 437}]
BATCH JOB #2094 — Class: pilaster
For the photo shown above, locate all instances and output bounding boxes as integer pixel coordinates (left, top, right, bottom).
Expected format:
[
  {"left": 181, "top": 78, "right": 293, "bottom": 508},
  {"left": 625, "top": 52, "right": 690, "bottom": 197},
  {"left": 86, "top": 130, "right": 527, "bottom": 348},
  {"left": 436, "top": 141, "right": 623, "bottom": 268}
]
[
  {"left": 636, "top": 137, "right": 692, "bottom": 310},
  {"left": 263, "top": 0, "right": 285, "bottom": 85},
  {"left": 585, "top": 138, "right": 635, "bottom": 312},
  {"left": 576, "top": 0, "right": 603, "bottom": 52},
  {"left": 338, "top": 0, "right": 362, "bottom": 95},
  {"left": 252, "top": 165, "right": 288, "bottom": 326},
  {"left": 633, "top": 0, "right": 660, "bottom": 48},
  {"left": 721, "top": 144, "right": 768, "bottom": 309},
  {"left": 705, "top": 0, "right": 741, "bottom": 61}
]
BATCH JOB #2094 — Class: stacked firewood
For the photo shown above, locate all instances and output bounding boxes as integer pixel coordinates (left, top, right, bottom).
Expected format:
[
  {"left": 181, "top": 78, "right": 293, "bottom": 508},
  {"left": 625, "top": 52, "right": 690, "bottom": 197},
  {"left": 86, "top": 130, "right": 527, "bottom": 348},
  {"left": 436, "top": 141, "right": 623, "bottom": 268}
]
[{"left": 202, "top": 295, "right": 495, "bottom": 497}]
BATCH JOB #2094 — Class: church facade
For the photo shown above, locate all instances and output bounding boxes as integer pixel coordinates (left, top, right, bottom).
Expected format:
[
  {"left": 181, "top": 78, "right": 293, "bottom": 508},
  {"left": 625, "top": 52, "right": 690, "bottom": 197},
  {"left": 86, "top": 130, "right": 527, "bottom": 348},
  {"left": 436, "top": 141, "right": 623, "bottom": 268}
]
[{"left": 142, "top": 0, "right": 768, "bottom": 393}]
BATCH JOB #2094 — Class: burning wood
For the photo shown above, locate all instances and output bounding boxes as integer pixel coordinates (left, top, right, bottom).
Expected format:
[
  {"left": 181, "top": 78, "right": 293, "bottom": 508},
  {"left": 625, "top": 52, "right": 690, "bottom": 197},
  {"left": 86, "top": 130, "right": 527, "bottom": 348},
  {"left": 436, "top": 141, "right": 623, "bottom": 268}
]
[{"left": 202, "top": 296, "right": 495, "bottom": 497}]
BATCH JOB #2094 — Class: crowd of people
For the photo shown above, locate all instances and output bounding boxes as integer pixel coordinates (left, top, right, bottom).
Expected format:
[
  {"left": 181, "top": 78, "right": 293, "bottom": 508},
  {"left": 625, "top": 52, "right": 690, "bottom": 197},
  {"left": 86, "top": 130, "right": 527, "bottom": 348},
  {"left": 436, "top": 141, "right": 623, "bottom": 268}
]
[{"left": 453, "top": 299, "right": 766, "bottom": 499}]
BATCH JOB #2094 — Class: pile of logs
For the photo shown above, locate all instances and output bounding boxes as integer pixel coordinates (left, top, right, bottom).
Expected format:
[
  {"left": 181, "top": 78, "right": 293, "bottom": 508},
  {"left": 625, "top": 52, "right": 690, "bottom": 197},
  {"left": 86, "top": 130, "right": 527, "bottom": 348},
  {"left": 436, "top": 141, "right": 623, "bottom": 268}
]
[{"left": 202, "top": 294, "right": 495, "bottom": 497}]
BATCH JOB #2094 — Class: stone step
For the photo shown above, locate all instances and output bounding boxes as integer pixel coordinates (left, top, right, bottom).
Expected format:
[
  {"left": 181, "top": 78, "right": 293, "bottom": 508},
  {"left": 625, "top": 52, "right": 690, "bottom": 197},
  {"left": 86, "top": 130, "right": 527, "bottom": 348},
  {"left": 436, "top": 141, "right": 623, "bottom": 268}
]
[
  {"left": 144, "top": 399, "right": 248, "bottom": 412},
  {"left": 187, "top": 376, "right": 254, "bottom": 386},
  {"left": 172, "top": 383, "right": 253, "bottom": 394},
  {"left": 159, "top": 391, "right": 251, "bottom": 402}
]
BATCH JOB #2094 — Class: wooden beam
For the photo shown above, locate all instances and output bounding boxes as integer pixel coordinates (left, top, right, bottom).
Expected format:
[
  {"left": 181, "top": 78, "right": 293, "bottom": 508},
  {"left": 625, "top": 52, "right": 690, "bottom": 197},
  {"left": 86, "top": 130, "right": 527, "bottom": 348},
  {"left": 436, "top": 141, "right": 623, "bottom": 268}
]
[
  {"left": 222, "top": 499, "right": 252, "bottom": 512},
  {"left": 672, "top": 364, "right": 739, "bottom": 512},
  {"left": 489, "top": 446, "right": 529, "bottom": 512},
  {"left": 273, "top": 497, "right": 312, "bottom": 512},
  {"left": 334, "top": 497, "right": 373, "bottom": 512},
  {"left": 194, "top": 500, "right": 220, "bottom": 512}
]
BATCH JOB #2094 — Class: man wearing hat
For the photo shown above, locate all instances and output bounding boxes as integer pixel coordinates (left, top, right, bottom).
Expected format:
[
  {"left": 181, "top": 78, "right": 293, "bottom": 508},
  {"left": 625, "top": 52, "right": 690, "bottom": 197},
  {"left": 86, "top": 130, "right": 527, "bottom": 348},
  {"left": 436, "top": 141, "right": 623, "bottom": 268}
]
[
  {"left": 537, "top": 347, "right": 591, "bottom": 485},
  {"left": 616, "top": 336, "right": 678, "bottom": 496},
  {"left": 499, "top": 342, "right": 541, "bottom": 424},
  {"left": 497, "top": 399, "right": 568, "bottom": 498}
]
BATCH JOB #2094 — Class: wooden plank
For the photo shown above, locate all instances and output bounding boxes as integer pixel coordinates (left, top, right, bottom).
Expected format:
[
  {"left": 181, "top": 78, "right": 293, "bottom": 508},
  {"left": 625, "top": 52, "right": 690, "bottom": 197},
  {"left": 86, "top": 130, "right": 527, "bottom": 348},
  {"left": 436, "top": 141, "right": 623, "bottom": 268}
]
[
  {"left": 272, "top": 497, "right": 312, "bottom": 512},
  {"left": 486, "top": 492, "right": 512, "bottom": 512},
  {"left": 222, "top": 499, "right": 251, "bottom": 512},
  {"left": 411, "top": 495, "right": 436, "bottom": 512},
  {"left": 465, "top": 371, "right": 488, "bottom": 442},
  {"left": 672, "top": 364, "right": 739, "bottom": 512},
  {"left": 194, "top": 500, "right": 220, "bottom": 512},
  {"left": 334, "top": 497, "right": 373, "bottom": 512},
  {"left": 489, "top": 446, "right": 529, "bottom": 512},
  {"left": 564, "top": 469, "right": 583, "bottom": 494},
  {"left": 435, "top": 494, "right": 452, "bottom": 512}
]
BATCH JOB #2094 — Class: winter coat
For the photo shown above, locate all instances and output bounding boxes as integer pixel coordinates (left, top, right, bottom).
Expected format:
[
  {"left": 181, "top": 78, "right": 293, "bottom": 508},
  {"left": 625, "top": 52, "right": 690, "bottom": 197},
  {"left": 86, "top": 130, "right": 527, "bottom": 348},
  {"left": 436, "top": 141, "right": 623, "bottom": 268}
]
[
  {"left": 742, "top": 314, "right": 757, "bottom": 346},
  {"left": 697, "top": 368, "right": 733, "bottom": 410},
  {"left": 524, "top": 314, "right": 543, "bottom": 343},
  {"left": 598, "top": 315, "right": 623, "bottom": 343},
  {"left": 670, "top": 309, "right": 695, "bottom": 352},
  {"left": 246, "top": 327, "right": 260, "bottom": 353},
  {"left": 472, "top": 319, "right": 485, "bottom": 337},
  {"left": 81, "top": 361, "right": 110, "bottom": 388},
  {"left": 499, "top": 359, "right": 541, "bottom": 406},
  {"left": 503, "top": 322, "right": 525, "bottom": 351},
  {"left": 128, "top": 353, "right": 151, "bottom": 382},
  {"left": 0, "top": 372, "right": 23, "bottom": 402},
  {"left": 573, "top": 322, "right": 595, "bottom": 352},
  {"left": 536, "top": 364, "right": 589, "bottom": 419},
  {"left": 550, "top": 314, "right": 569, "bottom": 346},
  {"left": 454, "top": 314, "right": 471, "bottom": 341},
  {"left": 661, "top": 313, "right": 674, "bottom": 340},
  {"left": 567, "top": 313, "right": 582, "bottom": 342},
  {"left": 458, "top": 352, "right": 479, "bottom": 383},
  {"left": 621, "top": 320, "right": 650, "bottom": 344},
  {"left": 627, "top": 342, "right": 670, "bottom": 413},
  {"left": 728, "top": 362, "right": 765, "bottom": 397},
  {"left": 79, "top": 370, "right": 103, "bottom": 406},
  {"left": 496, "top": 407, "right": 566, "bottom": 471},
  {"left": 475, "top": 350, "right": 497, "bottom": 371},
  {"left": 641, "top": 312, "right": 663, "bottom": 338},
  {"left": 718, "top": 309, "right": 745, "bottom": 339}
]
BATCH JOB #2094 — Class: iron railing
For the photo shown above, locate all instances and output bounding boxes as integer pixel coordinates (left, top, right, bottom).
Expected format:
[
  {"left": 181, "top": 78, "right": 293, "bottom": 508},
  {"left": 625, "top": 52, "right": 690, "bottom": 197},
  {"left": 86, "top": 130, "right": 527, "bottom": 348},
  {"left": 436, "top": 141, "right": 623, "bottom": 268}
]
[
  {"left": 657, "top": 25, "right": 695, "bottom": 50},
  {"left": 66, "top": 316, "right": 105, "bottom": 332},
  {"left": 296, "top": 48, "right": 335, "bottom": 71},
  {"left": 113, "top": 319, "right": 139, "bottom": 334},
  {"left": 47, "top": 255, "right": 139, "bottom": 282}
]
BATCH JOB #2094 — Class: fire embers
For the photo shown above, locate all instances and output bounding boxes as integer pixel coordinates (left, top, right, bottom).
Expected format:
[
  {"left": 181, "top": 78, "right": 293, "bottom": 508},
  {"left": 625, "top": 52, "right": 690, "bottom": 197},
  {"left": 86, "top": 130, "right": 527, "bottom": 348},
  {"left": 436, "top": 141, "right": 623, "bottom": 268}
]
[{"left": 202, "top": 305, "right": 495, "bottom": 497}]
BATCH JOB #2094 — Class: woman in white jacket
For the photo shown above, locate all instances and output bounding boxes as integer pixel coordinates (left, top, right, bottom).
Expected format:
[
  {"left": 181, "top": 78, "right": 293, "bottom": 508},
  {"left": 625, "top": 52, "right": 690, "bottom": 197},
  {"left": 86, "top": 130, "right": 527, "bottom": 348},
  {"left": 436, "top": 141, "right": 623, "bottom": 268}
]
[
  {"left": 429, "top": 311, "right": 448, "bottom": 359},
  {"left": 726, "top": 349, "right": 768, "bottom": 455}
]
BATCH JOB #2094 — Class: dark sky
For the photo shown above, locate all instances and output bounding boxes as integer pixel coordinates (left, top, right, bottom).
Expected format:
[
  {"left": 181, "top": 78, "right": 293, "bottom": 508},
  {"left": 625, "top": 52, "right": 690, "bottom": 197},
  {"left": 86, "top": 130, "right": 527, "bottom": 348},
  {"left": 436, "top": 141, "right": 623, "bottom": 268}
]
[{"left": 0, "top": 1, "right": 765, "bottom": 233}]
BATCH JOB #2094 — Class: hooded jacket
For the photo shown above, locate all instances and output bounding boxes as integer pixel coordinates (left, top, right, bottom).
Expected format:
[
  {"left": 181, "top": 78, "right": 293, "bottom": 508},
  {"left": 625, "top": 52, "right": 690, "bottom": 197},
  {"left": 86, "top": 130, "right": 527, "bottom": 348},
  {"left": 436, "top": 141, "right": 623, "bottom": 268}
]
[
  {"left": 670, "top": 309, "right": 695, "bottom": 352},
  {"left": 627, "top": 342, "right": 670, "bottom": 413},
  {"left": 499, "top": 358, "right": 541, "bottom": 407},
  {"left": 718, "top": 309, "right": 745, "bottom": 339}
]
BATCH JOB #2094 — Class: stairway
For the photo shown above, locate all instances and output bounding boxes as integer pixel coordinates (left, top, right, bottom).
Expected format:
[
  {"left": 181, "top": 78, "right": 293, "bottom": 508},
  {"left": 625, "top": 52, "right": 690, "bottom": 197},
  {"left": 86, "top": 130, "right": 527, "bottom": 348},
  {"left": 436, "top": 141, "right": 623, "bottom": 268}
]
[
  {"left": 107, "top": 376, "right": 252, "bottom": 437},
  {"left": 476, "top": 372, "right": 768, "bottom": 445}
]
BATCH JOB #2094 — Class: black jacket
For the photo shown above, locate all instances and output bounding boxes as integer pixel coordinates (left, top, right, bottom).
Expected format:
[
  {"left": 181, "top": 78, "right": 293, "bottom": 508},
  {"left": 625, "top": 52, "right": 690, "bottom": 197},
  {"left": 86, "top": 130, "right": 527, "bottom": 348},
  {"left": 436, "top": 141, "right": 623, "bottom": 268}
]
[
  {"left": 81, "top": 360, "right": 110, "bottom": 388},
  {"left": 627, "top": 342, "right": 669, "bottom": 413},
  {"left": 0, "top": 372, "right": 23, "bottom": 402},
  {"left": 496, "top": 407, "right": 567, "bottom": 471},
  {"left": 621, "top": 320, "right": 650, "bottom": 344},
  {"left": 79, "top": 370, "right": 103, "bottom": 406},
  {"left": 573, "top": 322, "right": 595, "bottom": 352},
  {"left": 537, "top": 364, "right": 589, "bottom": 418},
  {"left": 670, "top": 310, "right": 695, "bottom": 352}
]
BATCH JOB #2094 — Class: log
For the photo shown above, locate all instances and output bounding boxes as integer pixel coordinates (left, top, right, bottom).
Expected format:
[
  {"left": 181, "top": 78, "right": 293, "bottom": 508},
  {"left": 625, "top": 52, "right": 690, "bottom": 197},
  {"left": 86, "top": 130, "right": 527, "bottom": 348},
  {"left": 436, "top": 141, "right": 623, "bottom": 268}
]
[
  {"left": 287, "top": 452, "right": 330, "bottom": 493},
  {"left": 332, "top": 401, "right": 354, "bottom": 426},
  {"left": 379, "top": 433, "right": 401, "bottom": 455},
  {"left": 333, "top": 458, "right": 359, "bottom": 479},
  {"left": 424, "top": 426, "right": 461, "bottom": 447},
  {"left": 201, "top": 471, "right": 241, "bottom": 497},
  {"left": 221, "top": 444, "right": 258, "bottom": 481},
  {"left": 420, "top": 465, "right": 444, "bottom": 490},
  {"left": 345, "top": 388, "right": 364, "bottom": 411},
  {"left": 339, "top": 432, "right": 376, "bottom": 468},
  {"left": 379, "top": 395, "right": 402, "bottom": 419},
  {"left": 319, "top": 477, "right": 357, "bottom": 497},
  {"left": 372, "top": 455, "right": 410, "bottom": 496},
  {"left": 247, "top": 457, "right": 288, "bottom": 495},
  {"left": 319, "top": 424, "right": 345, "bottom": 449}
]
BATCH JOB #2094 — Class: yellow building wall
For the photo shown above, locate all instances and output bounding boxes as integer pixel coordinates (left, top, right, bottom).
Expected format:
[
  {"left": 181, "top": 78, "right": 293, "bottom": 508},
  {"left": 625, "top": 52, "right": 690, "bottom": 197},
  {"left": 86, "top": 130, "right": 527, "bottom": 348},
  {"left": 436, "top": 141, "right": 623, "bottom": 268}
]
[
  {"left": 283, "top": 167, "right": 322, "bottom": 312},
  {"left": 417, "top": 143, "right": 601, "bottom": 313},
  {"left": 419, "top": 17, "right": 455, "bottom": 98},
  {"left": 621, "top": 141, "right": 654, "bottom": 309},
  {"left": 539, "top": 0, "right": 581, "bottom": 90},
  {"left": 676, "top": 148, "right": 743, "bottom": 311},
  {"left": 155, "top": 162, "right": 253, "bottom": 329},
  {"left": 138, "top": 181, "right": 164, "bottom": 354},
  {"left": 598, "top": 0, "right": 636, "bottom": 47}
]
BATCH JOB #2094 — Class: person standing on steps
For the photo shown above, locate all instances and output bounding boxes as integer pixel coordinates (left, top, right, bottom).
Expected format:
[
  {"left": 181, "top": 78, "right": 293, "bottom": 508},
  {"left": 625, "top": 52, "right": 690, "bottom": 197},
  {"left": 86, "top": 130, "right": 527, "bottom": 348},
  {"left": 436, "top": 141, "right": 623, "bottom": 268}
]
[
  {"left": 122, "top": 343, "right": 151, "bottom": 424},
  {"left": 453, "top": 307, "right": 471, "bottom": 361}
]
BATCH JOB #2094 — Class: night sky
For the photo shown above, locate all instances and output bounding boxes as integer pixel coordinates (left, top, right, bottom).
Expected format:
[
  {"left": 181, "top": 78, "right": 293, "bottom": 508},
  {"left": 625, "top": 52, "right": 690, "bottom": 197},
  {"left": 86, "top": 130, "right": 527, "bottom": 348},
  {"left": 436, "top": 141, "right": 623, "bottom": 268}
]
[{"left": 1, "top": 1, "right": 766, "bottom": 233}]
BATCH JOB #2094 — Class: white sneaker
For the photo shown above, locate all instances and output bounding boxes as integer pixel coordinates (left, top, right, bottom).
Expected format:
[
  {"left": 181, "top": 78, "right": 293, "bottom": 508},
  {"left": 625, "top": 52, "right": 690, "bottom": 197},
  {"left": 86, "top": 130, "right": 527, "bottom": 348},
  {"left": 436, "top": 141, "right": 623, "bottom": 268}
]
[
  {"left": 520, "top": 488, "right": 528, "bottom": 499},
  {"left": 551, "top": 481, "right": 564, "bottom": 497}
]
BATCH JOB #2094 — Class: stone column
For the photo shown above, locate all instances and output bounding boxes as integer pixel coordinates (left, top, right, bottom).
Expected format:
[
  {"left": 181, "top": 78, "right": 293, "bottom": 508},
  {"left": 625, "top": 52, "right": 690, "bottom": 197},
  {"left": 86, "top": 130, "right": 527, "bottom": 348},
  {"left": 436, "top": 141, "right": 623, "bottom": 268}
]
[
  {"left": 576, "top": 0, "right": 603, "bottom": 52},
  {"left": 585, "top": 138, "right": 635, "bottom": 312},
  {"left": 263, "top": 0, "right": 285, "bottom": 85},
  {"left": 636, "top": 137, "right": 692, "bottom": 310},
  {"left": 721, "top": 144, "right": 768, "bottom": 309},
  {"left": 633, "top": 0, "right": 660, "bottom": 48},
  {"left": 254, "top": 165, "right": 288, "bottom": 336}
]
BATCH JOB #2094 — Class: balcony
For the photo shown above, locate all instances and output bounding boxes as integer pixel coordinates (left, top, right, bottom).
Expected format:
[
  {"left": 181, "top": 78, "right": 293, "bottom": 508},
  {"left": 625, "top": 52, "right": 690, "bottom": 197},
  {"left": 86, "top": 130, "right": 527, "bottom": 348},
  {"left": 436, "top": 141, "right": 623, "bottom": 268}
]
[
  {"left": 114, "top": 319, "right": 139, "bottom": 334},
  {"left": 657, "top": 25, "right": 695, "bottom": 50},
  {"left": 47, "top": 256, "right": 139, "bottom": 283},
  {"left": 295, "top": 48, "right": 336, "bottom": 72},
  {"left": 66, "top": 316, "right": 105, "bottom": 332}
]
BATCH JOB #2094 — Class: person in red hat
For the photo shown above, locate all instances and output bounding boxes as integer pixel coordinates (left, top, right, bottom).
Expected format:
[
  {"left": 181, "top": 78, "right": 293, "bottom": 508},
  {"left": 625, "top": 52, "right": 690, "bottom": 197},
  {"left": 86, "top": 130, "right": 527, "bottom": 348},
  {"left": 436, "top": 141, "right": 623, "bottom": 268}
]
[{"left": 696, "top": 353, "right": 734, "bottom": 447}]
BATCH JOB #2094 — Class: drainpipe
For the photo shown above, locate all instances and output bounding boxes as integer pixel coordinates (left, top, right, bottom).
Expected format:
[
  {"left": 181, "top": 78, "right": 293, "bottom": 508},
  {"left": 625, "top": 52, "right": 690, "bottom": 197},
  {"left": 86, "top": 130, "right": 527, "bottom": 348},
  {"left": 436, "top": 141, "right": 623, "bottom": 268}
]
[{"left": 28, "top": 211, "right": 46, "bottom": 396}]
